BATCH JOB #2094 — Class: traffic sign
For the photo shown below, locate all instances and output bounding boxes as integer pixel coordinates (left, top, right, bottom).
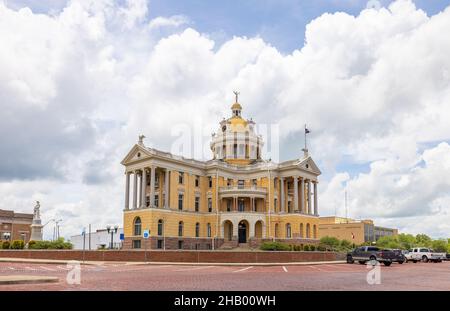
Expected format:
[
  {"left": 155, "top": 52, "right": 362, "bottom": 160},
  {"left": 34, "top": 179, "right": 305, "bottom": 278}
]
[
  {"left": 119, "top": 233, "right": 124, "bottom": 241},
  {"left": 143, "top": 230, "right": 149, "bottom": 239}
]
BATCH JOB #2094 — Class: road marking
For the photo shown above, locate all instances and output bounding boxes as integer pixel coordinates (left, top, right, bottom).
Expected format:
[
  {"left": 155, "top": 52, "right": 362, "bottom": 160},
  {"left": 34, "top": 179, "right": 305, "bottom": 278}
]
[
  {"left": 25, "top": 266, "right": 36, "bottom": 271},
  {"left": 8, "top": 267, "right": 15, "bottom": 270},
  {"left": 57, "top": 265, "right": 70, "bottom": 270},
  {"left": 233, "top": 266, "right": 253, "bottom": 273},
  {"left": 40, "top": 266, "right": 56, "bottom": 271},
  {"left": 175, "top": 266, "right": 214, "bottom": 272},
  {"left": 282, "top": 266, "right": 288, "bottom": 272},
  {"left": 307, "top": 265, "right": 325, "bottom": 271}
]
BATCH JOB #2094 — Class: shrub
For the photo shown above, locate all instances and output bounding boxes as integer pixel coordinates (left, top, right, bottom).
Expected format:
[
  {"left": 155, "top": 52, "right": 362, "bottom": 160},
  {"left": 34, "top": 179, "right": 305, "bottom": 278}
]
[
  {"left": 340, "top": 239, "right": 353, "bottom": 251},
  {"left": 260, "top": 242, "right": 291, "bottom": 251},
  {"left": 310, "top": 245, "right": 316, "bottom": 251},
  {"left": 28, "top": 238, "right": 73, "bottom": 250},
  {"left": 320, "top": 236, "right": 340, "bottom": 251},
  {"left": 2, "top": 241, "right": 10, "bottom": 249},
  {"left": 10, "top": 240, "right": 25, "bottom": 249},
  {"left": 27, "top": 240, "right": 36, "bottom": 249},
  {"left": 317, "top": 244, "right": 326, "bottom": 251},
  {"left": 303, "top": 245, "right": 310, "bottom": 251}
]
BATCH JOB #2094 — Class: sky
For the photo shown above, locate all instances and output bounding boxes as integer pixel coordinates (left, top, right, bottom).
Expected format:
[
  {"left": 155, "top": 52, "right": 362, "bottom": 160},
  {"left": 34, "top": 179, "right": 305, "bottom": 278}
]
[{"left": 0, "top": 0, "right": 449, "bottom": 239}]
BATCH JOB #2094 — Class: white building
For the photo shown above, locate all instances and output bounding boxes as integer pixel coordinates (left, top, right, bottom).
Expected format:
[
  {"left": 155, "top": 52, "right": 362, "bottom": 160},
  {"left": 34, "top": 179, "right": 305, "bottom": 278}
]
[{"left": 70, "top": 228, "right": 123, "bottom": 250}]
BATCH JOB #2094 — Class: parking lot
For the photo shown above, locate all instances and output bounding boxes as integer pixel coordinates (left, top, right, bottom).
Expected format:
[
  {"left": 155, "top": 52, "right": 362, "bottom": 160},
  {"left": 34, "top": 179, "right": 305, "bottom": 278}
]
[{"left": 0, "top": 261, "right": 449, "bottom": 291}]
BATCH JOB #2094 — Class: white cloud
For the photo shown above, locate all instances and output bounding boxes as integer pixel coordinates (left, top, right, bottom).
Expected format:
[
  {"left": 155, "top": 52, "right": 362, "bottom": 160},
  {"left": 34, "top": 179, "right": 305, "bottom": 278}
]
[{"left": 0, "top": 0, "right": 449, "bottom": 238}]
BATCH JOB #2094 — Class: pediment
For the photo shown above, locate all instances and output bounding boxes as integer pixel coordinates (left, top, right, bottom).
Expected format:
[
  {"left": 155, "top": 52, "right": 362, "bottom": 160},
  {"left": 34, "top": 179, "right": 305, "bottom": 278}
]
[
  {"left": 120, "top": 144, "right": 152, "bottom": 165},
  {"left": 297, "top": 156, "right": 321, "bottom": 175}
]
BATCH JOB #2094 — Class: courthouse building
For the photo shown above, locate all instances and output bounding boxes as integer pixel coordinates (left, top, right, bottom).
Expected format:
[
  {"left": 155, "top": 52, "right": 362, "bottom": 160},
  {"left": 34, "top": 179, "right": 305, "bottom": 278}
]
[{"left": 121, "top": 96, "right": 321, "bottom": 249}]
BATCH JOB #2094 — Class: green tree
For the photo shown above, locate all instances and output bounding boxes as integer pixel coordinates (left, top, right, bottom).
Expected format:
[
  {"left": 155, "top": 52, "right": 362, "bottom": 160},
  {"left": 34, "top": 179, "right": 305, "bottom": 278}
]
[
  {"left": 431, "top": 239, "right": 448, "bottom": 252},
  {"left": 416, "top": 234, "right": 432, "bottom": 247},
  {"left": 339, "top": 239, "right": 353, "bottom": 251},
  {"left": 376, "top": 236, "right": 400, "bottom": 249},
  {"left": 397, "top": 233, "right": 416, "bottom": 250}
]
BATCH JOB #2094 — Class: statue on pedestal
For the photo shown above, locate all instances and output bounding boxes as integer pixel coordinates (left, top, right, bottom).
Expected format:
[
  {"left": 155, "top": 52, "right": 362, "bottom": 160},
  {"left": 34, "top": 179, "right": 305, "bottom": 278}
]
[{"left": 30, "top": 200, "right": 43, "bottom": 241}]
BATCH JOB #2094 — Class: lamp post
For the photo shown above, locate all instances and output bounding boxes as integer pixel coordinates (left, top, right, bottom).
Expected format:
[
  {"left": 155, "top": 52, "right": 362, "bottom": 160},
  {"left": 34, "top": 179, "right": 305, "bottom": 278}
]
[{"left": 107, "top": 225, "right": 119, "bottom": 249}]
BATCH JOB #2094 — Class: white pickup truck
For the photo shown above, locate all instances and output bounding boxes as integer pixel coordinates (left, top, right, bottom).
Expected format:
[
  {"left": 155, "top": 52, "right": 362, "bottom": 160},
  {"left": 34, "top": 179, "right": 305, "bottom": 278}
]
[{"left": 405, "top": 247, "right": 446, "bottom": 263}]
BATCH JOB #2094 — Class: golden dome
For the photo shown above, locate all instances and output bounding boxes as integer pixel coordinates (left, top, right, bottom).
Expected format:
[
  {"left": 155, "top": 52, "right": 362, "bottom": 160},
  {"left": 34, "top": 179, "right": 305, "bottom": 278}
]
[{"left": 231, "top": 102, "right": 242, "bottom": 110}]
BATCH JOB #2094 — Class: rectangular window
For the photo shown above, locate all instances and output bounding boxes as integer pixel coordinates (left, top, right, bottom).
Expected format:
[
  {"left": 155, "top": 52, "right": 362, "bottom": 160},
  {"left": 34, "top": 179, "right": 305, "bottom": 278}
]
[
  {"left": 157, "top": 240, "right": 163, "bottom": 249},
  {"left": 227, "top": 179, "right": 232, "bottom": 186},
  {"left": 227, "top": 200, "right": 232, "bottom": 212},
  {"left": 132, "top": 240, "right": 141, "bottom": 249},
  {"left": 154, "top": 194, "right": 159, "bottom": 208},
  {"left": 195, "top": 176, "right": 199, "bottom": 187},
  {"left": 195, "top": 196, "right": 200, "bottom": 212},
  {"left": 209, "top": 177, "right": 213, "bottom": 188},
  {"left": 238, "top": 180, "right": 244, "bottom": 189},
  {"left": 178, "top": 240, "right": 184, "bottom": 249},
  {"left": 146, "top": 196, "right": 150, "bottom": 207},
  {"left": 207, "top": 224, "right": 211, "bottom": 237},
  {"left": 252, "top": 179, "right": 257, "bottom": 187},
  {"left": 178, "top": 172, "right": 184, "bottom": 184},
  {"left": 178, "top": 194, "right": 183, "bottom": 210},
  {"left": 208, "top": 198, "right": 212, "bottom": 212},
  {"left": 238, "top": 144, "right": 245, "bottom": 157},
  {"left": 274, "top": 198, "right": 278, "bottom": 212},
  {"left": 155, "top": 174, "right": 160, "bottom": 188},
  {"left": 233, "top": 144, "right": 237, "bottom": 158},
  {"left": 146, "top": 174, "right": 150, "bottom": 186}
]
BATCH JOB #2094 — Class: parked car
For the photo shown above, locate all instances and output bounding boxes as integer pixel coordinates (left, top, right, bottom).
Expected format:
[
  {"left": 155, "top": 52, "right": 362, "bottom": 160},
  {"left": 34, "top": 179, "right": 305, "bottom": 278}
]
[
  {"left": 390, "top": 249, "right": 406, "bottom": 264},
  {"left": 446, "top": 253, "right": 450, "bottom": 261},
  {"left": 408, "top": 247, "right": 445, "bottom": 263},
  {"left": 346, "top": 246, "right": 396, "bottom": 266},
  {"left": 403, "top": 250, "right": 414, "bottom": 262}
]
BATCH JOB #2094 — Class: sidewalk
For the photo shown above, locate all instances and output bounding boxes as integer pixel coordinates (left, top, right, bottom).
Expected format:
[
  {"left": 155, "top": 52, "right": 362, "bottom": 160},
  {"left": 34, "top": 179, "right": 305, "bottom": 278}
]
[{"left": 0, "top": 257, "right": 346, "bottom": 266}]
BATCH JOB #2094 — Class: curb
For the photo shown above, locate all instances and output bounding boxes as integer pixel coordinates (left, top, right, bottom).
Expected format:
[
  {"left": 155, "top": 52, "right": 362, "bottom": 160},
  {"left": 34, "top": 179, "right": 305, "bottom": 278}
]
[{"left": 0, "top": 275, "right": 59, "bottom": 285}]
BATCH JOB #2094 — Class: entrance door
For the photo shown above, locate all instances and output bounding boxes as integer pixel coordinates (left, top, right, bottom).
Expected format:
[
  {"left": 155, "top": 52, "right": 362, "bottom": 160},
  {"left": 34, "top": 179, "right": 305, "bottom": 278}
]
[{"left": 238, "top": 221, "right": 247, "bottom": 243}]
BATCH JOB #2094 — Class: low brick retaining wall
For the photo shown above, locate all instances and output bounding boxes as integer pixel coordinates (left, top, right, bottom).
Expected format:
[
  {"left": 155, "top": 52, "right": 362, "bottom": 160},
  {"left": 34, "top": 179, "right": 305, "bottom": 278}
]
[{"left": 0, "top": 250, "right": 345, "bottom": 263}]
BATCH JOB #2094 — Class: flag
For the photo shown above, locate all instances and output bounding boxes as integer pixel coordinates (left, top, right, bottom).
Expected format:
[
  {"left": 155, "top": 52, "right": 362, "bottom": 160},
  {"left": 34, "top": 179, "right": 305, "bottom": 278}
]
[{"left": 305, "top": 127, "right": 310, "bottom": 134}]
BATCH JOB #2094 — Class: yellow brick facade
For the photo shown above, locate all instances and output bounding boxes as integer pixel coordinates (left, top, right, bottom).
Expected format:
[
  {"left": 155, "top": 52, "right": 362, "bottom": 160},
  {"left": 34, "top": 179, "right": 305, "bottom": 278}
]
[{"left": 121, "top": 98, "right": 322, "bottom": 249}]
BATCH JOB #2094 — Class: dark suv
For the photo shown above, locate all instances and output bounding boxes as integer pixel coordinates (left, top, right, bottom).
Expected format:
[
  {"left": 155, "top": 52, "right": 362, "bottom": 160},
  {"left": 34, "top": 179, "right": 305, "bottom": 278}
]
[{"left": 347, "top": 246, "right": 396, "bottom": 266}]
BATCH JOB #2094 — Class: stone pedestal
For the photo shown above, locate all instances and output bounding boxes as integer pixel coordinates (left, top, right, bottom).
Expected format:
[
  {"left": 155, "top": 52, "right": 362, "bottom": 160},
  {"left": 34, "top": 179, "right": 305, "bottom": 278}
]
[{"left": 30, "top": 201, "right": 43, "bottom": 241}]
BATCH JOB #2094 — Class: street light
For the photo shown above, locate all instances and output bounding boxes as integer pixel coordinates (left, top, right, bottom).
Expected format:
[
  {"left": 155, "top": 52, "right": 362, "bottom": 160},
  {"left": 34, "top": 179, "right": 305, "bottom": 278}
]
[{"left": 106, "top": 225, "right": 119, "bottom": 249}]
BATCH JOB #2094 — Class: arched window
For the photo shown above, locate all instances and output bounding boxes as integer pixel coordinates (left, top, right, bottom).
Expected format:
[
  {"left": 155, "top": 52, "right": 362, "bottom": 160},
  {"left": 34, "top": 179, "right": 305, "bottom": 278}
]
[
  {"left": 195, "top": 222, "right": 200, "bottom": 238},
  {"left": 178, "top": 221, "right": 184, "bottom": 237},
  {"left": 207, "top": 223, "right": 211, "bottom": 237},
  {"left": 134, "top": 217, "right": 141, "bottom": 236},
  {"left": 300, "top": 223, "right": 304, "bottom": 238},
  {"left": 313, "top": 225, "right": 317, "bottom": 239},
  {"left": 286, "top": 223, "right": 291, "bottom": 238},
  {"left": 157, "top": 219, "right": 163, "bottom": 236},
  {"left": 306, "top": 223, "right": 311, "bottom": 238}
]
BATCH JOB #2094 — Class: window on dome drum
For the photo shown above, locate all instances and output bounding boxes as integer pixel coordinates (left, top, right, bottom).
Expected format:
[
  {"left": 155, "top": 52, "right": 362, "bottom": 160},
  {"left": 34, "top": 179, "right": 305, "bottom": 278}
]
[
  {"left": 195, "top": 176, "right": 199, "bottom": 187},
  {"left": 154, "top": 195, "right": 159, "bottom": 208},
  {"left": 178, "top": 222, "right": 184, "bottom": 237},
  {"left": 195, "top": 223, "right": 200, "bottom": 238},
  {"left": 233, "top": 144, "right": 237, "bottom": 158},
  {"left": 132, "top": 240, "right": 141, "bottom": 249},
  {"left": 195, "top": 196, "right": 200, "bottom": 212},
  {"left": 178, "top": 172, "right": 184, "bottom": 184},
  {"left": 227, "top": 179, "right": 232, "bottom": 186},
  {"left": 209, "top": 177, "right": 212, "bottom": 188},
  {"left": 208, "top": 198, "right": 212, "bottom": 212},
  {"left": 178, "top": 240, "right": 183, "bottom": 249},
  {"left": 288, "top": 201, "right": 292, "bottom": 213},
  {"left": 238, "top": 144, "right": 245, "bottom": 157},
  {"left": 178, "top": 194, "right": 183, "bottom": 210},
  {"left": 157, "top": 219, "right": 163, "bottom": 236},
  {"left": 134, "top": 217, "right": 142, "bottom": 236},
  {"left": 252, "top": 179, "right": 257, "bottom": 187},
  {"left": 207, "top": 223, "right": 211, "bottom": 237},
  {"left": 238, "top": 180, "right": 244, "bottom": 189},
  {"left": 162, "top": 194, "right": 165, "bottom": 207}
]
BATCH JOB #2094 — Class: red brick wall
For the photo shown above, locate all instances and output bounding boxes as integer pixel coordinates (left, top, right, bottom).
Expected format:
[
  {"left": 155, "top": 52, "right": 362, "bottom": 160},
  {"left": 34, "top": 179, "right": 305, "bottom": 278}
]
[{"left": 0, "top": 250, "right": 344, "bottom": 263}]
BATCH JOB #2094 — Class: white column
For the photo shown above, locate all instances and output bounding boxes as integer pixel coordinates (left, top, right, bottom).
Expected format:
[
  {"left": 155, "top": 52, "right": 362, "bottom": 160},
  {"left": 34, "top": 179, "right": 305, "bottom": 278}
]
[
  {"left": 164, "top": 169, "right": 170, "bottom": 208},
  {"left": 314, "top": 182, "right": 318, "bottom": 216},
  {"left": 307, "top": 180, "right": 312, "bottom": 214},
  {"left": 280, "top": 177, "right": 285, "bottom": 213},
  {"left": 132, "top": 172, "right": 138, "bottom": 209},
  {"left": 249, "top": 221, "right": 255, "bottom": 238},
  {"left": 293, "top": 176, "right": 298, "bottom": 212},
  {"left": 150, "top": 166, "right": 156, "bottom": 208},
  {"left": 300, "top": 178, "right": 305, "bottom": 213},
  {"left": 141, "top": 168, "right": 147, "bottom": 208},
  {"left": 125, "top": 172, "right": 130, "bottom": 210}
]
